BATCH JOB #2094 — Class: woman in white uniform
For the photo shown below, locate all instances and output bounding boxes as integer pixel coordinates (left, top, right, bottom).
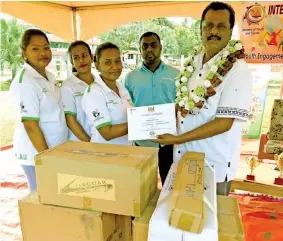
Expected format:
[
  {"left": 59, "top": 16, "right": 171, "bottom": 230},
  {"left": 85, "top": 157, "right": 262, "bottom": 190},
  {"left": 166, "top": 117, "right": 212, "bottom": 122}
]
[
  {"left": 82, "top": 42, "right": 133, "bottom": 145},
  {"left": 10, "top": 29, "right": 68, "bottom": 192},
  {"left": 61, "top": 41, "right": 95, "bottom": 141}
]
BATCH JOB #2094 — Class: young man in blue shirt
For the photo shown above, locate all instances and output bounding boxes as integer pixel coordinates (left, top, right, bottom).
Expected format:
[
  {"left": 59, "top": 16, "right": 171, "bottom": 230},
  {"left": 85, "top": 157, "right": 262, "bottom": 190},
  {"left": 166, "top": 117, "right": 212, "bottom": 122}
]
[{"left": 125, "top": 32, "right": 179, "bottom": 184}]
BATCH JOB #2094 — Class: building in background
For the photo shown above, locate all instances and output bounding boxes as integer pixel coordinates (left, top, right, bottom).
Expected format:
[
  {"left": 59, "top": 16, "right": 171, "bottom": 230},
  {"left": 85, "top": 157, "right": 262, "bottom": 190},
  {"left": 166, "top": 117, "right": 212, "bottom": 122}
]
[
  {"left": 122, "top": 50, "right": 139, "bottom": 67},
  {"left": 47, "top": 34, "right": 101, "bottom": 80}
]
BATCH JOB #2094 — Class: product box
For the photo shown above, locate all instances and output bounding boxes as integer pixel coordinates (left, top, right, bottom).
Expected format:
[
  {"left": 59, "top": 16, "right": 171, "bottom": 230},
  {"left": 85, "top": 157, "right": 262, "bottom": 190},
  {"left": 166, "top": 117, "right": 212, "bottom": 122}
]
[
  {"left": 35, "top": 141, "right": 158, "bottom": 217},
  {"left": 217, "top": 195, "right": 245, "bottom": 241},
  {"left": 169, "top": 152, "right": 206, "bottom": 233},
  {"left": 148, "top": 162, "right": 218, "bottom": 241},
  {"left": 132, "top": 190, "right": 161, "bottom": 241},
  {"left": 18, "top": 191, "right": 131, "bottom": 241}
]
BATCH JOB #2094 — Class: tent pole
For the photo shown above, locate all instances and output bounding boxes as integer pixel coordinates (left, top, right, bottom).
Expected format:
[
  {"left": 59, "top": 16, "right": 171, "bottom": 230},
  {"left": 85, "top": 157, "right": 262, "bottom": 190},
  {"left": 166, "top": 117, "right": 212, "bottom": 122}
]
[{"left": 72, "top": 7, "right": 78, "bottom": 41}]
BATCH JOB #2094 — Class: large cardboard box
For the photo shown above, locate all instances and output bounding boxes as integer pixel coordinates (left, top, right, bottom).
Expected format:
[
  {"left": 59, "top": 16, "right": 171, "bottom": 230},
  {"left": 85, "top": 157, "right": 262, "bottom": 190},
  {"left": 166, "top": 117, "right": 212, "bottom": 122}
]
[
  {"left": 18, "top": 191, "right": 131, "bottom": 241},
  {"left": 169, "top": 152, "right": 206, "bottom": 233},
  {"left": 217, "top": 195, "right": 245, "bottom": 241},
  {"left": 132, "top": 190, "right": 160, "bottom": 241},
  {"left": 35, "top": 141, "right": 158, "bottom": 217}
]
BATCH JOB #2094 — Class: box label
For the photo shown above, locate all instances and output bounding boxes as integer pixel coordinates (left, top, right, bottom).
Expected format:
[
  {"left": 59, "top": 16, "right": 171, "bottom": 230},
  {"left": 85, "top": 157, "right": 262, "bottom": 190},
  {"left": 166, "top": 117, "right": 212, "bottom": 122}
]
[{"left": 57, "top": 173, "right": 115, "bottom": 201}]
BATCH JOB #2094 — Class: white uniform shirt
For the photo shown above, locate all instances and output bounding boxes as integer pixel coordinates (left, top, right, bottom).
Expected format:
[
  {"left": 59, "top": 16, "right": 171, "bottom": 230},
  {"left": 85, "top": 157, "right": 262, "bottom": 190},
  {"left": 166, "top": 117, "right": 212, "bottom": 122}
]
[
  {"left": 61, "top": 73, "right": 93, "bottom": 141},
  {"left": 174, "top": 52, "right": 253, "bottom": 183},
  {"left": 10, "top": 63, "right": 68, "bottom": 166},
  {"left": 81, "top": 75, "right": 133, "bottom": 146}
]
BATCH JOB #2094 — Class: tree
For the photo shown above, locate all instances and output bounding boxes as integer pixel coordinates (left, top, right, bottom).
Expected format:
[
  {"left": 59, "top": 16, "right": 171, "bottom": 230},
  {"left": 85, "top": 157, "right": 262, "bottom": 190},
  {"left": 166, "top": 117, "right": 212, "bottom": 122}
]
[
  {"left": 97, "top": 17, "right": 202, "bottom": 59},
  {"left": 0, "top": 18, "right": 27, "bottom": 79},
  {"left": 98, "top": 19, "right": 179, "bottom": 56},
  {"left": 99, "top": 22, "right": 141, "bottom": 52},
  {"left": 175, "top": 19, "right": 202, "bottom": 57}
]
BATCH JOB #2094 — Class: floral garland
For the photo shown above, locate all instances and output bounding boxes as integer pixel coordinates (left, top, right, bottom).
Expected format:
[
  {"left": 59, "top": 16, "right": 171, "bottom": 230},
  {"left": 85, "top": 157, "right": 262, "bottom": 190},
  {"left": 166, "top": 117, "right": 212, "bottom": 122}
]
[{"left": 175, "top": 40, "right": 245, "bottom": 117}]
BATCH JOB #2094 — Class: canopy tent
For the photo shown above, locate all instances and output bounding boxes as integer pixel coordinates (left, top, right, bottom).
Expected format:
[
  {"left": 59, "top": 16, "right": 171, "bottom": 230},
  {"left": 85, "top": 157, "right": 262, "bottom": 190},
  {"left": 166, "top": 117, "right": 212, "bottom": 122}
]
[{"left": 1, "top": 1, "right": 245, "bottom": 42}]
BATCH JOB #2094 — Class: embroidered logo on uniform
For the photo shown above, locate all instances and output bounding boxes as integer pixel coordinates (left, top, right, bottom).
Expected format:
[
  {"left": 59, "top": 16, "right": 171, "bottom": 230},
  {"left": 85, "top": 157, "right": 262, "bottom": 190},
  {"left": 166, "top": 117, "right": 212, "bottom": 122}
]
[
  {"left": 20, "top": 102, "right": 27, "bottom": 113},
  {"left": 92, "top": 109, "right": 100, "bottom": 118},
  {"left": 148, "top": 106, "right": 155, "bottom": 112},
  {"left": 41, "top": 88, "right": 48, "bottom": 93}
]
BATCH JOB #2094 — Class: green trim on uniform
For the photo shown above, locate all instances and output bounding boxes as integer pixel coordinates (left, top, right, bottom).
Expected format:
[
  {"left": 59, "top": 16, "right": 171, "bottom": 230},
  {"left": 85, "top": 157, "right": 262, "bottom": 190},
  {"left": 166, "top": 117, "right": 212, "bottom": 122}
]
[
  {"left": 19, "top": 69, "right": 25, "bottom": 83},
  {"left": 87, "top": 82, "right": 96, "bottom": 93},
  {"left": 96, "top": 121, "right": 112, "bottom": 130},
  {"left": 74, "top": 92, "right": 84, "bottom": 97},
  {"left": 21, "top": 117, "right": 40, "bottom": 121},
  {"left": 64, "top": 111, "right": 77, "bottom": 116}
]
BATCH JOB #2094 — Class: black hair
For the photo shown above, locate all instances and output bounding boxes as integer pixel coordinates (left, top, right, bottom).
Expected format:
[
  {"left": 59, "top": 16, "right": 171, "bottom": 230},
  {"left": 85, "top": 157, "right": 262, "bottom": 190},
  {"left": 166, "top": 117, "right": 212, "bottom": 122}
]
[
  {"left": 94, "top": 42, "right": 120, "bottom": 62},
  {"left": 139, "top": 32, "right": 161, "bottom": 44},
  {"left": 68, "top": 40, "right": 92, "bottom": 63},
  {"left": 21, "top": 29, "right": 49, "bottom": 49},
  {"left": 201, "top": 2, "right": 235, "bottom": 29}
]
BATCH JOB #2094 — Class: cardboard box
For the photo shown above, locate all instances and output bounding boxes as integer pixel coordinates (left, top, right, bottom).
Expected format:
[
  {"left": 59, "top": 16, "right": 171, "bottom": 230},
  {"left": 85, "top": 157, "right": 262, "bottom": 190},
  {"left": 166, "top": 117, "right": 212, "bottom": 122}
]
[
  {"left": 217, "top": 195, "right": 245, "bottom": 241},
  {"left": 35, "top": 141, "right": 158, "bottom": 217},
  {"left": 132, "top": 190, "right": 160, "bottom": 241},
  {"left": 148, "top": 163, "right": 218, "bottom": 241},
  {"left": 18, "top": 191, "right": 131, "bottom": 241},
  {"left": 132, "top": 194, "right": 244, "bottom": 241},
  {"left": 169, "top": 152, "right": 206, "bottom": 233}
]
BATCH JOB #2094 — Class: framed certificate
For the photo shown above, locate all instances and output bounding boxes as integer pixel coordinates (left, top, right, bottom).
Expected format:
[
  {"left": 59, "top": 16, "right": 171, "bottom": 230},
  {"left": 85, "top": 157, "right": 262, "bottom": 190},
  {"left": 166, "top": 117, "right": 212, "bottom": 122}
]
[{"left": 127, "top": 103, "right": 177, "bottom": 141}]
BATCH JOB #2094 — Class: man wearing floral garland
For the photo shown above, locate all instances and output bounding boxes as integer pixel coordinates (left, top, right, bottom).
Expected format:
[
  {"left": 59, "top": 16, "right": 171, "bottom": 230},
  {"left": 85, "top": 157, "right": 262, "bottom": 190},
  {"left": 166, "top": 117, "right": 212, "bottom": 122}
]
[{"left": 153, "top": 1, "right": 253, "bottom": 195}]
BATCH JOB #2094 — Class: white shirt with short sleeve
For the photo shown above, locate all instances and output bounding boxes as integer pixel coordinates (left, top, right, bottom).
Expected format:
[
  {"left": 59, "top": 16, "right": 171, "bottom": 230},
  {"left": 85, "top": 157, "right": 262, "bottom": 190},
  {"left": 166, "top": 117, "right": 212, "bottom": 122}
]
[
  {"left": 61, "top": 73, "right": 93, "bottom": 141},
  {"left": 81, "top": 75, "right": 133, "bottom": 146},
  {"left": 174, "top": 52, "right": 253, "bottom": 183},
  {"left": 10, "top": 63, "right": 68, "bottom": 166}
]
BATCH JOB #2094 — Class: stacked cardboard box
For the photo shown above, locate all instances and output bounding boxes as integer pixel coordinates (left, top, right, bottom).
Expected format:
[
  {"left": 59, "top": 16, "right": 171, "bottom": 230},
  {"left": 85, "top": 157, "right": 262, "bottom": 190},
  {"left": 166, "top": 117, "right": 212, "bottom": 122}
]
[
  {"left": 19, "top": 192, "right": 131, "bottom": 241},
  {"left": 132, "top": 154, "right": 244, "bottom": 241},
  {"left": 132, "top": 190, "right": 161, "bottom": 241},
  {"left": 132, "top": 194, "right": 244, "bottom": 241},
  {"left": 217, "top": 195, "right": 245, "bottom": 241},
  {"left": 18, "top": 141, "right": 159, "bottom": 241}
]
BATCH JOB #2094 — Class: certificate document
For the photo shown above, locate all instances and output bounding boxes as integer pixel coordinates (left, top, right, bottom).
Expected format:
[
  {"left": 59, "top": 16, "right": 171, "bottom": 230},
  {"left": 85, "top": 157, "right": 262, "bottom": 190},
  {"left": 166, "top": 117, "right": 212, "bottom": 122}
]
[{"left": 127, "top": 103, "right": 177, "bottom": 141}]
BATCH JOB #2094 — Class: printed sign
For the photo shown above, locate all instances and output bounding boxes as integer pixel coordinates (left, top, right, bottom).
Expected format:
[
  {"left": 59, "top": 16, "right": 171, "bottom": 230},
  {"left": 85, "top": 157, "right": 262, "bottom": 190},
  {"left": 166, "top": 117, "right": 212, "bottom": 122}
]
[{"left": 241, "top": 2, "right": 283, "bottom": 63}]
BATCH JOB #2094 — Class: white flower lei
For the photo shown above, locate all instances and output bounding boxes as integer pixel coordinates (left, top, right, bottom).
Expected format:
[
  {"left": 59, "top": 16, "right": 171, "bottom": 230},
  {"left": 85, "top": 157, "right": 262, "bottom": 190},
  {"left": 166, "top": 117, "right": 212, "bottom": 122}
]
[{"left": 175, "top": 40, "right": 244, "bottom": 115}]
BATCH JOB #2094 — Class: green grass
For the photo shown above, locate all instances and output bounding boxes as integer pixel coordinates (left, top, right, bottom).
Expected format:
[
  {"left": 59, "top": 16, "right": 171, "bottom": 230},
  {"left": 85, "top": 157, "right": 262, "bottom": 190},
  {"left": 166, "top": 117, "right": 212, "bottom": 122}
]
[{"left": 0, "top": 80, "right": 12, "bottom": 91}]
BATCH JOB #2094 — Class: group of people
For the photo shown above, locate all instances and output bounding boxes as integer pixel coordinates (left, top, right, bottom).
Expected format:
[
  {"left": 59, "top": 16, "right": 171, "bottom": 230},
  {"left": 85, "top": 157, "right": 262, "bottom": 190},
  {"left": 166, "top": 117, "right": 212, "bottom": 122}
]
[{"left": 11, "top": 2, "right": 252, "bottom": 196}]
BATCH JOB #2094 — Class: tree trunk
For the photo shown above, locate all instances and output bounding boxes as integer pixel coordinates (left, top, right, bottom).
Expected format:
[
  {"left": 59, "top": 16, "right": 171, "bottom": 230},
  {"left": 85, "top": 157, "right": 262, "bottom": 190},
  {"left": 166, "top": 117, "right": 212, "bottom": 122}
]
[{"left": 0, "top": 63, "right": 4, "bottom": 76}]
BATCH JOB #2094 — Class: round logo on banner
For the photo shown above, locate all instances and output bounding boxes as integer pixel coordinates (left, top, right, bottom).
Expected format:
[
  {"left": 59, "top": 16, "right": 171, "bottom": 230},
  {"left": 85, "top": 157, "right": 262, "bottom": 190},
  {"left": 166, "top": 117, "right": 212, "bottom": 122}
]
[{"left": 245, "top": 3, "right": 265, "bottom": 24}]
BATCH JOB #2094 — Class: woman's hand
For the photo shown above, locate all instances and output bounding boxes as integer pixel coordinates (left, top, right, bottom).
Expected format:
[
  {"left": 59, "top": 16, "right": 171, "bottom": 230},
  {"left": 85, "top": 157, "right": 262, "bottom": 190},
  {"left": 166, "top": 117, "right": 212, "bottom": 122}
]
[{"left": 151, "top": 134, "right": 181, "bottom": 145}]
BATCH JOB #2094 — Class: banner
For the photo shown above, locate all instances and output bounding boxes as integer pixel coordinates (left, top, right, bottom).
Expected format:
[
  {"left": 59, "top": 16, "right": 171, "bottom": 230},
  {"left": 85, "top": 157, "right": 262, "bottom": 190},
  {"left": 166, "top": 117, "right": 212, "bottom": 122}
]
[
  {"left": 242, "top": 64, "right": 270, "bottom": 138},
  {"left": 241, "top": 2, "right": 283, "bottom": 63}
]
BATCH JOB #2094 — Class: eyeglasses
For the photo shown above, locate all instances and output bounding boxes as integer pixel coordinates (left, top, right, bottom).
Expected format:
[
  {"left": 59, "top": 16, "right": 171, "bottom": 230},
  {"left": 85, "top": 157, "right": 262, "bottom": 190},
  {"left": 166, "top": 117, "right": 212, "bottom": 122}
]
[{"left": 203, "top": 22, "right": 228, "bottom": 32}]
